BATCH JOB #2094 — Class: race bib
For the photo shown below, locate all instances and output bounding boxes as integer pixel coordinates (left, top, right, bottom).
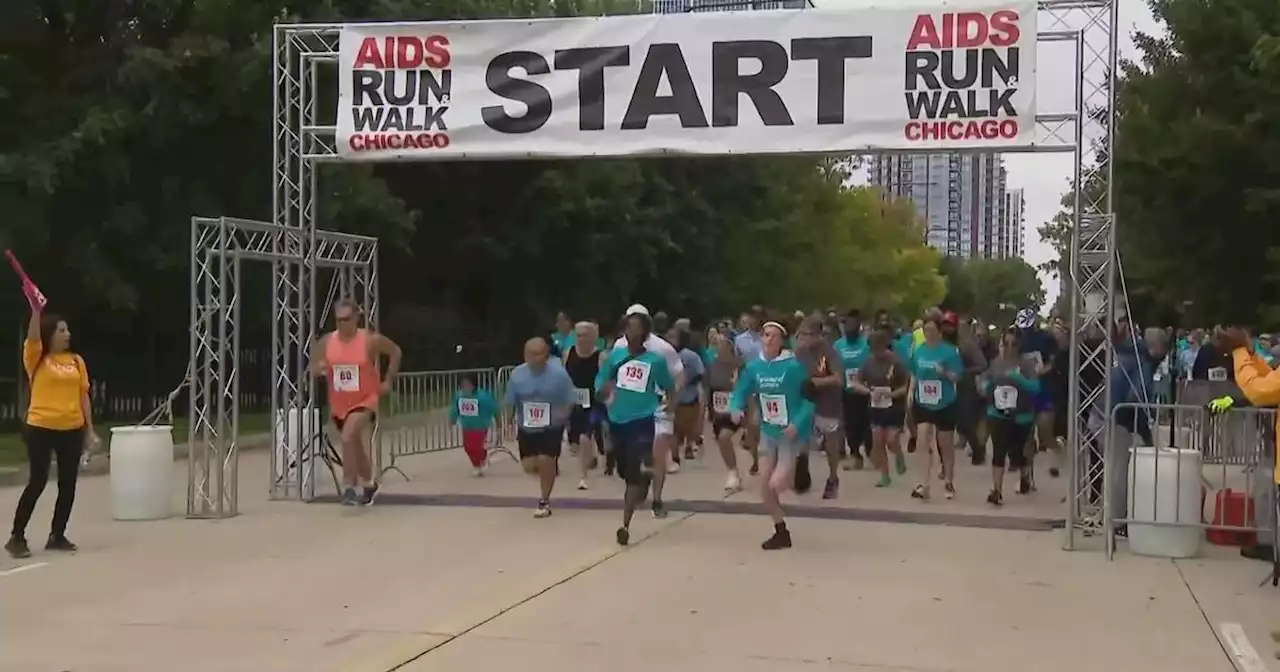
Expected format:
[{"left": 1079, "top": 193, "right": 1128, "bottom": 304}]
[
  {"left": 870, "top": 387, "right": 892, "bottom": 409},
  {"left": 712, "top": 391, "right": 731, "bottom": 414},
  {"left": 332, "top": 365, "right": 359, "bottom": 392},
  {"left": 617, "top": 360, "right": 652, "bottom": 393},
  {"left": 457, "top": 398, "right": 479, "bottom": 417},
  {"left": 918, "top": 380, "right": 943, "bottom": 405},
  {"left": 760, "top": 393, "right": 789, "bottom": 426},
  {"left": 1208, "top": 367, "right": 1227, "bottom": 382},
  {"left": 994, "top": 385, "right": 1018, "bottom": 411},
  {"left": 844, "top": 369, "right": 858, "bottom": 388},
  {"left": 522, "top": 402, "right": 550, "bottom": 429},
  {"left": 575, "top": 387, "right": 591, "bottom": 408}
]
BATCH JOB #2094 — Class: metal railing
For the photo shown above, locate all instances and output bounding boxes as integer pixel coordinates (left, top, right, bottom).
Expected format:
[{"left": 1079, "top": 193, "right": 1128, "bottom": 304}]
[
  {"left": 1104, "top": 402, "right": 1276, "bottom": 560},
  {"left": 1175, "top": 379, "right": 1257, "bottom": 465},
  {"left": 377, "top": 366, "right": 517, "bottom": 480}
]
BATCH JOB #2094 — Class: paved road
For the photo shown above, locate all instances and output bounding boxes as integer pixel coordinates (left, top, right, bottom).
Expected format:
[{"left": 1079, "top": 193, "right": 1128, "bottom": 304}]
[{"left": 0, "top": 446, "right": 1275, "bottom": 672}]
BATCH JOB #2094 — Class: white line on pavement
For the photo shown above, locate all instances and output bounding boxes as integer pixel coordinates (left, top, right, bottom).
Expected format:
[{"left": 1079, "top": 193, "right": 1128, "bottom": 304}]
[
  {"left": 0, "top": 562, "right": 48, "bottom": 577},
  {"left": 1220, "top": 622, "right": 1272, "bottom": 672}
]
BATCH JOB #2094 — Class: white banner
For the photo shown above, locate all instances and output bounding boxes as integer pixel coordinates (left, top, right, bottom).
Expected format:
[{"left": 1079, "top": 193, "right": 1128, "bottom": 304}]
[{"left": 336, "top": 1, "right": 1037, "bottom": 161}]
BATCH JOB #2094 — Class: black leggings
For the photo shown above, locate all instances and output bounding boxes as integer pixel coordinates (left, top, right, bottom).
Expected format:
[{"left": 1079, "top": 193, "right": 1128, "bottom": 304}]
[
  {"left": 841, "top": 392, "right": 871, "bottom": 457},
  {"left": 12, "top": 426, "right": 83, "bottom": 539},
  {"left": 989, "top": 419, "right": 1031, "bottom": 470}
]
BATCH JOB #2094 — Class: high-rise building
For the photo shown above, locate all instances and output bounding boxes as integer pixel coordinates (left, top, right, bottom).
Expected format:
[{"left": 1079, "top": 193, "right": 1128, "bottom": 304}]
[
  {"left": 867, "top": 153, "right": 1010, "bottom": 260},
  {"left": 652, "top": 0, "right": 808, "bottom": 12},
  {"left": 1000, "top": 187, "right": 1026, "bottom": 260}
]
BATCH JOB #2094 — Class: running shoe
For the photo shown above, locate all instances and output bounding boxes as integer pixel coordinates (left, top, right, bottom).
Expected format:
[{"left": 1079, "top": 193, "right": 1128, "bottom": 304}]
[
  {"left": 893, "top": 453, "right": 907, "bottom": 476},
  {"left": 944, "top": 482, "right": 956, "bottom": 500},
  {"left": 667, "top": 461, "right": 680, "bottom": 474},
  {"left": 652, "top": 501, "right": 668, "bottom": 519},
  {"left": 683, "top": 447, "right": 695, "bottom": 461},
  {"left": 907, "top": 437, "right": 917, "bottom": 453},
  {"left": 1016, "top": 474, "right": 1032, "bottom": 495},
  {"left": 45, "top": 536, "right": 77, "bottom": 552},
  {"left": 341, "top": 488, "right": 359, "bottom": 506},
  {"left": 534, "top": 500, "right": 552, "bottom": 518},
  {"left": 761, "top": 525, "right": 792, "bottom": 550},
  {"left": 749, "top": 462, "right": 759, "bottom": 476},
  {"left": 822, "top": 477, "right": 839, "bottom": 500},
  {"left": 911, "top": 484, "right": 930, "bottom": 500},
  {"left": 361, "top": 482, "right": 380, "bottom": 506},
  {"left": 4, "top": 535, "right": 30, "bottom": 559},
  {"left": 473, "top": 467, "right": 485, "bottom": 477},
  {"left": 875, "top": 473, "right": 892, "bottom": 488},
  {"left": 616, "top": 527, "right": 630, "bottom": 546},
  {"left": 725, "top": 471, "right": 742, "bottom": 492},
  {"left": 577, "top": 479, "right": 588, "bottom": 491},
  {"left": 987, "top": 489, "right": 1003, "bottom": 506}
]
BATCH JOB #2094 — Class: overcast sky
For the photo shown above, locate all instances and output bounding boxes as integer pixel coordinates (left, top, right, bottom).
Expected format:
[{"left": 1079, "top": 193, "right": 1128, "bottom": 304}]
[{"left": 821, "top": 0, "right": 1162, "bottom": 312}]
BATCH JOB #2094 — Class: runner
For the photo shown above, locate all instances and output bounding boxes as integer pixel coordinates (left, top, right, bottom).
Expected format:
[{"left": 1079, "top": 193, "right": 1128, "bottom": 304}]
[
  {"left": 849, "top": 326, "right": 910, "bottom": 487},
  {"left": 907, "top": 315, "right": 963, "bottom": 500},
  {"left": 1015, "top": 308, "right": 1061, "bottom": 481},
  {"left": 311, "top": 299, "right": 402, "bottom": 506},
  {"left": 597, "top": 313, "right": 673, "bottom": 545},
  {"left": 794, "top": 315, "right": 846, "bottom": 499},
  {"left": 835, "top": 310, "right": 872, "bottom": 471},
  {"left": 550, "top": 311, "right": 574, "bottom": 357},
  {"left": 450, "top": 372, "right": 499, "bottom": 476},
  {"left": 730, "top": 318, "right": 814, "bottom": 550},
  {"left": 706, "top": 326, "right": 745, "bottom": 491},
  {"left": 564, "top": 321, "right": 607, "bottom": 490},
  {"left": 667, "top": 327, "right": 706, "bottom": 462},
  {"left": 733, "top": 305, "right": 766, "bottom": 475},
  {"left": 613, "top": 304, "right": 684, "bottom": 518},
  {"left": 946, "top": 314, "right": 988, "bottom": 464},
  {"left": 504, "top": 337, "right": 577, "bottom": 517},
  {"left": 6, "top": 308, "right": 100, "bottom": 558},
  {"left": 979, "top": 327, "right": 1041, "bottom": 504}
]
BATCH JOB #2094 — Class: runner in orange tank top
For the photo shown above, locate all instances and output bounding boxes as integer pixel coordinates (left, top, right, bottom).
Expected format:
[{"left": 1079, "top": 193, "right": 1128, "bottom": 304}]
[{"left": 311, "top": 299, "right": 402, "bottom": 506}]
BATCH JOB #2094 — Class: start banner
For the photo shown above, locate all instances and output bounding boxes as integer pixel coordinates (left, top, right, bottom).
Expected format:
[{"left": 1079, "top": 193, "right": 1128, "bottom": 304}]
[{"left": 335, "top": 1, "right": 1037, "bottom": 161}]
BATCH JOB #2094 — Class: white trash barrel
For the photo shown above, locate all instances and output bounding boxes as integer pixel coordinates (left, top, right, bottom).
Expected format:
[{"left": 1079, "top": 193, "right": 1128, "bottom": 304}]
[
  {"left": 108, "top": 425, "right": 175, "bottom": 521},
  {"left": 1127, "top": 445, "right": 1203, "bottom": 558}
]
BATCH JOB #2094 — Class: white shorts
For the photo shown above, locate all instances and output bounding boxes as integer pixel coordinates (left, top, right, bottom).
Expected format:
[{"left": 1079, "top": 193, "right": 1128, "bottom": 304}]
[{"left": 655, "top": 408, "right": 674, "bottom": 437}]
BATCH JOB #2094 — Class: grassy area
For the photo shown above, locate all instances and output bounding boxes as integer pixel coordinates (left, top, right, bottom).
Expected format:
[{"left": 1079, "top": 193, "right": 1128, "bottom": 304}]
[{"left": 0, "top": 412, "right": 273, "bottom": 467}]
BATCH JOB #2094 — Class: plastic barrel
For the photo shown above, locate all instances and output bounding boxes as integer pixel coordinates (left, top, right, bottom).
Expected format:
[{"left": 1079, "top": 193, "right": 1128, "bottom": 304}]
[
  {"left": 1127, "top": 445, "right": 1204, "bottom": 558},
  {"left": 108, "top": 425, "right": 175, "bottom": 521}
]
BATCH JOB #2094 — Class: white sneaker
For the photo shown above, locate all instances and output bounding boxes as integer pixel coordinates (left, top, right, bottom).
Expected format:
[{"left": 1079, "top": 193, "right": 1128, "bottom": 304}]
[
  {"left": 725, "top": 472, "right": 742, "bottom": 492},
  {"left": 577, "top": 479, "right": 588, "bottom": 491},
  {"left": 667, "top": 461, "right": 680, "bottom": 474},
  {"left": 473, "top": 467, "right": 485, "bottom": 477},
  {"left": 534, "top": 502, "right": 552, "bottom": 518}
]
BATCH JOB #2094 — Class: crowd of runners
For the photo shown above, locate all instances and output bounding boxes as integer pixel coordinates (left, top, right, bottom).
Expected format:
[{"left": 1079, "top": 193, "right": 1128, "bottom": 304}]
[{"left": 478, "top": 303, "right": 1073, "bottom": 550}]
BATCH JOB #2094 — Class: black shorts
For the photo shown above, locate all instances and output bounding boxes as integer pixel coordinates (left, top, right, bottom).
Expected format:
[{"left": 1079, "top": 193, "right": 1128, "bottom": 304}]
[
  {"left": 518, "top": 429, "right": 563, "bottom": 460},
  {"left": 567, "top": 407, "right": 603, "bottom": 444},
  {"left": 610, "top": 417, "right": 656, "bottom": 486},
  {"left": 912, "top": 404, "right": 957, "bottom": 431},
  {"left": 709, "top": 413, "right": 740, "bottom": 436},
  {"left": 333, "top": 407, "right": 376, "bottom": 431},
  {"left": 869, "top": 406, "right": 906, "bottom": 429}
]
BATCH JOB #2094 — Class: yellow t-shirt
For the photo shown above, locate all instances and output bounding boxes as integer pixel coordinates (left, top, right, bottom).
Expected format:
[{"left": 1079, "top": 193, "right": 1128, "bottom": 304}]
[
  {"left": 23, "top": 339, "right": 89, "bottom": 430},
  {"left": 912, "top": 327, "right": 926, "bottom": 348}
]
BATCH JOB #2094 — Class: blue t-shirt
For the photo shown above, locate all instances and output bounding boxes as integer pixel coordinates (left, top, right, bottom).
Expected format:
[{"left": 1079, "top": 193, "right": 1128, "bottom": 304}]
[
  {"left": 504, "top": 360, "right": 576, "bottom": 433},
  {"left": 910, "top": 341, "right": 963, "bottom": 409},
  {"left": 833, "top": 334, "right": 869, "bottom": 391},
  {"left": 676, "top": 349, "right": 705, "bottom": 404}
]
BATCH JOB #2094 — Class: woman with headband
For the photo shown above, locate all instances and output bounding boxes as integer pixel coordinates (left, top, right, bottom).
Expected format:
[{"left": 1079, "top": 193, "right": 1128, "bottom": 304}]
[{"left": 730, "top": 318, "right": 814, "bottom": 550}]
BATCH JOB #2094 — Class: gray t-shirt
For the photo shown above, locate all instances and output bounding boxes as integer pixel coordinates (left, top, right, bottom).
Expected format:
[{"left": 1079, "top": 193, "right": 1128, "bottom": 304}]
[
  {"left": 983, "top": 355, "right": 1039, "bottom": 417},
  {"left": 795, "top": 341, "right": 844, "bottom": 418},
  {"left": 858, "top": 353, "right": 909, "bottom": 410}
]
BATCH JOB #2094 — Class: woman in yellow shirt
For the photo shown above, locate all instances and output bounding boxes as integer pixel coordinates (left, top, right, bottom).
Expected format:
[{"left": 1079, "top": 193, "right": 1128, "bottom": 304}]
[{"left": 5, "top": 309, "right": 100, "bottom": 559}]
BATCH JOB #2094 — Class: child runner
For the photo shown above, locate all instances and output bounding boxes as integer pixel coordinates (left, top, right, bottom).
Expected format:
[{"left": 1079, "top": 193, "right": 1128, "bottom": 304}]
[
  {"left": 730, "top": 319, "right": 814, "bottom": 550},
  {"left": 850, "top": 327, "right": 910, "bottom": 487},
  {"left": 979, "top": 327, "right": 1041, "bottom": 504},
  {"left": 598, "top": 312, "right": 674, "bottom": 546},
  {"left": 450, "top": 372, "right": 499, "bottom": 476},
  {"left": 706, "top": 327, "right": 744, "bottom": 491}
]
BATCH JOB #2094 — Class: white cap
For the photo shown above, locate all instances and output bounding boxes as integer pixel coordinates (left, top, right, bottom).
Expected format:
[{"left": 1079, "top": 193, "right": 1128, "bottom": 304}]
[{"left": 623, "top": 303, "right": 650, "bottom": 318}]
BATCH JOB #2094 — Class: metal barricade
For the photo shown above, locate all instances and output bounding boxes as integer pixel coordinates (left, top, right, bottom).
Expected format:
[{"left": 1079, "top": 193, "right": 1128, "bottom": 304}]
[
  {"left": 1105, "top": 402, "right": 1276, "bottom": 560},
  {"left": 1176, "top": 379, "right": 1255, "bottom": 465},
  {"left": 495, "top": 364, "right": 519, "bottom": 442},
  {"left": 378, "top": 367, "right": 501, "bottom": 480}
]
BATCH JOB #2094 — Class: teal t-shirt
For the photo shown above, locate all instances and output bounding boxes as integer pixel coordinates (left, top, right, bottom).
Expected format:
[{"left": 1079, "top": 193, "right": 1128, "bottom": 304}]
[
  {"left": 595, "top": 349, "right": 674, "bottom": 424},
  {"left": 729, "top": 352, "right": 815, "bottom": 441},
  {"left": 449, "top": 389, "right": 499, "bottom": 430},
  {"left": 833, "top": 334, "right": 869, "bottom": 391},
  {"left": 892, "top": 332, "right": 914, "bottom": 363},
  {"left": 909, "top": 341, "right": 963, "bottom": 409}
]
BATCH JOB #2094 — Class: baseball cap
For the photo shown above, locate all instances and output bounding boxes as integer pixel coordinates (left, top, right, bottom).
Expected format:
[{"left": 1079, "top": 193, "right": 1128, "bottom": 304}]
[
  {"left": 623, "top": 303, "right": 650, "bottom": 318},
  {"left": 942, "top": 311, "right": 958, "bottom": 325}
]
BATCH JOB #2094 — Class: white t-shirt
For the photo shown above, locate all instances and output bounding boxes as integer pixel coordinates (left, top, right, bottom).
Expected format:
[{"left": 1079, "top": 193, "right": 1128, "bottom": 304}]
[{"left": 613, "top": 333, "right": 684, "bottom": 380}]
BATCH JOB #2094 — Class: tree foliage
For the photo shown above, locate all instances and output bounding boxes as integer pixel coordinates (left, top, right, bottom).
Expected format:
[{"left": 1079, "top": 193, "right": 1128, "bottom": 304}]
[
  {"left": 939, "top": 256, "right": 1044, "bottom": 325},
  {"left": 1041, "top": 0, "right": 1280, "bottom": 328}
]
